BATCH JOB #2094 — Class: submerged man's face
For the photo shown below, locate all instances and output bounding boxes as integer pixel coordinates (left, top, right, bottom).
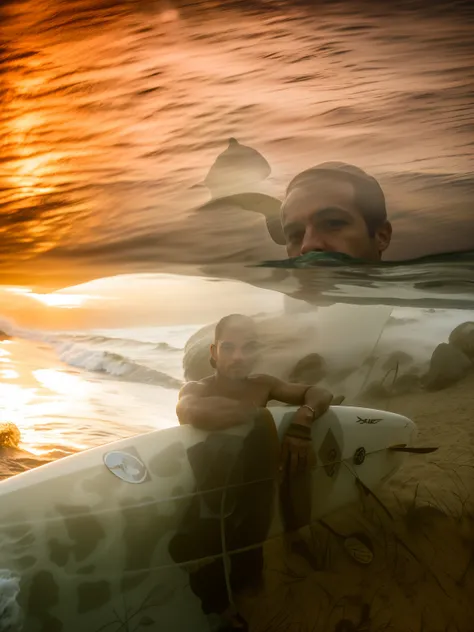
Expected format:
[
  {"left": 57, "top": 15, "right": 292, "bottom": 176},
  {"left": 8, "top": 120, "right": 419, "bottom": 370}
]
[
  {"left": 210, "top": 324, "right": 259, "bottom": 379},
  {"left": 281, "top": 179, "right": 392, "bottom": 261}
]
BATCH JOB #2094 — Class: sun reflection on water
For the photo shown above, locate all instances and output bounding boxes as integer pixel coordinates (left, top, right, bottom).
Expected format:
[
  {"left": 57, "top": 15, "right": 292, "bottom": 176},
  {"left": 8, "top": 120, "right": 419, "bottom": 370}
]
[
  {"left": 0, "top": 369, "right": 20, "bottom": 380},
  {"left": 0, "top": 383, "right": 36, "bottom": 429},
  {"left": 0, "top": 345, "right": 91, "bottom": 454},
  {"left": 33, "top": 368, "right": 88, "bottom": 397}
]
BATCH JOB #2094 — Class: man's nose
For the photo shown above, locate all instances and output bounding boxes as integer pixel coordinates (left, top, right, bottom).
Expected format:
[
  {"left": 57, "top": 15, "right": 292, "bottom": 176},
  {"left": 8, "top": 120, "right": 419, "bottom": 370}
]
[
  {"left": 300, "top": 227, "right": 327, "bottom": 255},
  {"left": 232, "top": 348, "right": 244, "bottom": 361}
]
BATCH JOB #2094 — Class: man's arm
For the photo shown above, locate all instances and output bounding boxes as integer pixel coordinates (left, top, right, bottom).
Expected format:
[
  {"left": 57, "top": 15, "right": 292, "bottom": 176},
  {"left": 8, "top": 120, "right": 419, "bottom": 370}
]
[
  {"left": 265, "top": 377, "right": 333, "bottom": 426},
  {"left": 176, "top": 381, "right": 259, "bottom": 431}
]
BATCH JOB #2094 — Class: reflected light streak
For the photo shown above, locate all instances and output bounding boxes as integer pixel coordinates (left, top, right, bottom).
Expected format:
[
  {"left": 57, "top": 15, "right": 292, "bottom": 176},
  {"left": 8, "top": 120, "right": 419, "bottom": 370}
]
[
  {"left": 0, "top": 383, "right": 36, "bottom": 428},
  {"left": 160, "top": 9, "right": 179, "bottom": 22},
  {"left": 33, "top": 368, "right": 88, "bottom": 397},
  {"left": 20, "top": 369, "right": 91, "bottom": 453},
  {"left": 0, "top": 365, "right": 90, "bottom": 454},
  {"left": 9, "top": 109, "right": 56, "bottom": 198},
  {"left": 6, "top": 286, "right": 94, "bottom": 308},
  {"left": 0, "top": 369, "right": 19, "bottom": 380}
]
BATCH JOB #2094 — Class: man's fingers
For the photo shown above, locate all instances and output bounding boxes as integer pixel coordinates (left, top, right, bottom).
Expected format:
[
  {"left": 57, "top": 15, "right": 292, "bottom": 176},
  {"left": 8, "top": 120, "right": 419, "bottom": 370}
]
[
  {"left": 280, "top": 440, "right": 289, "bottom": 474},
  {"left": 298, "top": 445, "right": 313, "bottom": 474},
  {"left": 297, "top": 449, "right": 307, "bottom": 474},
  {"left": 290, "top": 449, "right": 299, "bottom": 477},
  {"left": 281, "top": 437, "right": 316, "bottom": 478}
]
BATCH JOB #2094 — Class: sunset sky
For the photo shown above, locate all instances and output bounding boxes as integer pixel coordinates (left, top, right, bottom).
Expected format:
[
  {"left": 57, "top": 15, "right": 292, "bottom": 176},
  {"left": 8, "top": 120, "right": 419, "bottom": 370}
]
[{"left": 0, "top": 273, "right": 284, "bottom": 331}]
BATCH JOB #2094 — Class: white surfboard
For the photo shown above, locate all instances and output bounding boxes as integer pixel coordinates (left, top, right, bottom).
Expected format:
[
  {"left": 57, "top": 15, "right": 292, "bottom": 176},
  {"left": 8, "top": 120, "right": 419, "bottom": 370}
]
[{"left": 0, "top": 405, "right": 416, "bottom": 632}]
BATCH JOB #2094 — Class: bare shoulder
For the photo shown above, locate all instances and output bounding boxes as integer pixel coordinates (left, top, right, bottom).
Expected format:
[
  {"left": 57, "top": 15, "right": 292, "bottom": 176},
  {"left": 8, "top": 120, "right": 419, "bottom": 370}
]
[
  {"left": 248, "top": 374, "right": 278, "bottom": 387},
  {"left": 178, "top": 377, "right": 213, "bottom": 399}
]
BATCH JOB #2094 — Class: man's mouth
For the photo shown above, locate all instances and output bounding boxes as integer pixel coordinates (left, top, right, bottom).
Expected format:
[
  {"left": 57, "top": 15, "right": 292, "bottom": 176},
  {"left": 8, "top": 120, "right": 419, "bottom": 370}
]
[{"left": 230, "top": 364, "right": 246, "bottom": 372}]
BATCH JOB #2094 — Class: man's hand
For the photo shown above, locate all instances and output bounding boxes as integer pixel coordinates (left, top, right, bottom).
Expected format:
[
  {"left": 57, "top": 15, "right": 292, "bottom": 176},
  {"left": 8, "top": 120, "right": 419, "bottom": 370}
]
[
  {"left": 278, "top": 388, "right": 336, "bottom": 479},
  {"left": 280, "top": 433, "right": 316, "bottom": 478},
  {"left": 301, "top": 386, "right": 333, "bottom": 423}
]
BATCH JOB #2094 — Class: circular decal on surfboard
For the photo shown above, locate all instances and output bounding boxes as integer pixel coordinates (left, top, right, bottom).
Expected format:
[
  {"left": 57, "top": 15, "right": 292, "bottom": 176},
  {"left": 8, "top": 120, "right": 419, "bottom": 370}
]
[
  {"left": 353, "top": 447, "right": 366, "bottom": 465},
  {"left": 104, "top": 451, "right": 148, "bottom": 484}
]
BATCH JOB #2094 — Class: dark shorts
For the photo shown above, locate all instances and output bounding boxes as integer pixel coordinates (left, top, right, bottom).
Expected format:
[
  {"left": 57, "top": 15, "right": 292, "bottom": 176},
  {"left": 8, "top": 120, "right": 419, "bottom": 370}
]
[{"left": 169, "top": 415, "right": 279, "bottom": 615}]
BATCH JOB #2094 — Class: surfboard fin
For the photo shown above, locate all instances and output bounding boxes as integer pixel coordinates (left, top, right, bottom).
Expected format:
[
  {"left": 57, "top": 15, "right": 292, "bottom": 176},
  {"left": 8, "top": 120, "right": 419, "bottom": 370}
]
[{"left": 388, "top": 444, "right": 438, "bottom": 454}]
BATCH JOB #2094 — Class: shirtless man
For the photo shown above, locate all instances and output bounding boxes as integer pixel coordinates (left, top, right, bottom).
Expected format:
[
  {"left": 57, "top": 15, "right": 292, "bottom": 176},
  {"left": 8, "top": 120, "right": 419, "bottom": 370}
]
[{"left": 174, "top": 313, "right": 333, "bottom": 631}]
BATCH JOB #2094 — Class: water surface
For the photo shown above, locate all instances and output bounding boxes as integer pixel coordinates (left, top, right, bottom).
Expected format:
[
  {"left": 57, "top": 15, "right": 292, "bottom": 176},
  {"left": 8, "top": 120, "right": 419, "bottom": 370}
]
[{"left": 1, "top": 0, "right": 473, "bottom": 288}]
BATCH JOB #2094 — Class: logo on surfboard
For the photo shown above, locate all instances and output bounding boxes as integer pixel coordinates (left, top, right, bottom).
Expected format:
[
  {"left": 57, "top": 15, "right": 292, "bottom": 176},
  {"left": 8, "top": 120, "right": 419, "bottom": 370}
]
[
  {"left": 104, "top": 450, "right": 149, "bottom": 484},
  {"left": 356, "top": 416, "right": 383, "bottom": 425},
  {"left": 353, "top": 447, "right": 366, "bottom": 465}
]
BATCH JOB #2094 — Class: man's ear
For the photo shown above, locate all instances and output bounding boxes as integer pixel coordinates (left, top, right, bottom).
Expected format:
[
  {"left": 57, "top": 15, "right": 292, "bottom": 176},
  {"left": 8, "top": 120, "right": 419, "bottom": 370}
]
[
  {"left": 375, "top": 221, "right": 392, "bottom": 253},
  {"left": 210, "top": 343, "right": 217, "bottom": 369}
]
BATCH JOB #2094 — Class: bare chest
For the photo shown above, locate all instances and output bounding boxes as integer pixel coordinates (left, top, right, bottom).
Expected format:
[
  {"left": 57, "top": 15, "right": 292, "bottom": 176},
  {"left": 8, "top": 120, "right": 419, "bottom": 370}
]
[{"left": 204, "top": 378, "right": 270, "bottom": 406}]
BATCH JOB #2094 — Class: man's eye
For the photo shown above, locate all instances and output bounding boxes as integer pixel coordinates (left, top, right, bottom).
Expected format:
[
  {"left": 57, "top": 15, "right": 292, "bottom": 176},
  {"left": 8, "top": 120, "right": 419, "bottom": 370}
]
[
  {"left": 325, "top": 219, "right": 347, "bottom": 229},
  {"left": 244, "top": 342, "right": 259, "bottom": 354}
]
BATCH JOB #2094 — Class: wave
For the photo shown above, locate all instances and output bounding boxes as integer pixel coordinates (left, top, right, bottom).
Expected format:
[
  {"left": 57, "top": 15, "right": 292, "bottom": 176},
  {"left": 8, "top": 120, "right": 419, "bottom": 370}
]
[
  {"left": 55, "top": 345, "right": 183, "bottom": 389},
  {"left": 0, "top": 569, "right": 22, "bottom": 632},
  {"left": 0, "top": 320, "right": 184, "bottom": 390},
  {"left": 53, "top": 333, "right": 181, "bottom": 354}
]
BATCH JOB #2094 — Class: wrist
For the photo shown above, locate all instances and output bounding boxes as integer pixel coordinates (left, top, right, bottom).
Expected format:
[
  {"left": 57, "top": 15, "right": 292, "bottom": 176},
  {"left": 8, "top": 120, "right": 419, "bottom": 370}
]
[{"left": 294, "top": 405, "right": 315, "bottom": 427}]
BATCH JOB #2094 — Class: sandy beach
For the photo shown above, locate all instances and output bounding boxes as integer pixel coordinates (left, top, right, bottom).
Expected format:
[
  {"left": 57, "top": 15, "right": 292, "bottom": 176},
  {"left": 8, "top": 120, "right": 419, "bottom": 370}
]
[{"left": 237, "top": 375, "right": 474, "bottom": 631}]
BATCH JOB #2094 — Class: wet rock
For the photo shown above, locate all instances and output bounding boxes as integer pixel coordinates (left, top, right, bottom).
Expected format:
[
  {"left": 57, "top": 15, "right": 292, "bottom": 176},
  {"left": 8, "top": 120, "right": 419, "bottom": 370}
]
[
  {"left": 449, "top": 321, "right": 474, "bottom": 360},
  {"left": 184, "top": 322, "right": 215, "bottom": 354},
  {"left": 0, "top": 330, "right": 10, "bottom": 340},
  {"left": 361, "top": 381, "right": 390, "bottom": 399},
  {"left": 422, "top": 342, "right": 472, "bottom": 391},
  {"left": 381, "top": 350, "right": 414, "bottom": 372},
  {"left": 361, "top": 370, "right": 421, "bottom": 399},
  {"left": 392, "top": 372, "right": 421, "bottom": 395},
  {"left": 288, "top": 353, "right": 327, "bottom": 384},
  {"left": 183, "top": 323, "right": 215, "bottom": 382}
]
